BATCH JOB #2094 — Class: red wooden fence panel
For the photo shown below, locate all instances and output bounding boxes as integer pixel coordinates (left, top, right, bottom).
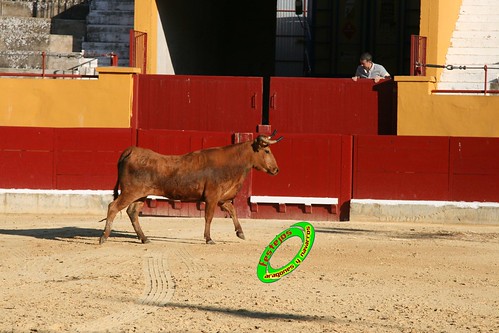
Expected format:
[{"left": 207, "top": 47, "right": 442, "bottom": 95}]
[
  {"left": 137, "top": 129, "right": 232, "bottom": 155},
  {"left": 0, "top": 127, "right": 132, "bottom": 190},
  {"left": 0, "top": 127, "right": 55, "bottom": 189},
  {"left": 54, "top": 128, "right": 133, "bottom": 190},
  {"left": 449, "top": 137, "right": 499, "bottom": 202},
  {"left": 268, "top": 77, "right": 396, "bottom": 135},
  {"left": 136, "top": 74, "right": 263, "bottom": 132},
  {"left": 250, "top": 133, "right": 353, "bottom": 221},
  {"left": 353, "top": 135, "right": 450, "bottom": 200}
]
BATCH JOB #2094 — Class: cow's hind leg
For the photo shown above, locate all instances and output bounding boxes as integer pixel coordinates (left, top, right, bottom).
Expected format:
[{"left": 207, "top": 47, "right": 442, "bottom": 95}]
[
  {"left": 220, "top": 201, "right": 245, "bottom": 240},
  {"left": 100, "top": 194, "right": 136, "bottom": 245},
  {"left": 126, "top": 198, "right": 149, "bottom": 244},
  {"left": 203, "top": 200, "right": 217, "bottom": 245}
]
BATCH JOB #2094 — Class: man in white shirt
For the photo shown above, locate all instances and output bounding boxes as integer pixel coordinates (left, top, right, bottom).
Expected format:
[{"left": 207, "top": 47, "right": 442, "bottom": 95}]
[{"left": 352, "top": 52, "right": 390, "bottom": 83}]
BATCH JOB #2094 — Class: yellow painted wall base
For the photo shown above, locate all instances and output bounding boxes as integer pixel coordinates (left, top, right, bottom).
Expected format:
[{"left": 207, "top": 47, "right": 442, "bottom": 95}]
[
  {"left": 396, "top": 76, "right": 499, "bottom": 137},
  {"left": 0, "top": 67, "right": 139, "bottom": 128}
]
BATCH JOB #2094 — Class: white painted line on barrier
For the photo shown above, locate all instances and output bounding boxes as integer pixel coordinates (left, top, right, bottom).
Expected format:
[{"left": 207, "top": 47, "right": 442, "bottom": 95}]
[
  {"left": 0, "top": 189, "right": 168, "bottom": 201},
  {"left": 351, "top": 199, "right": 499, "bottom": 209},
  {"left": 0, "top": 189, "right": 113, "bottom": 195},
  {"left": 147, "top": 195, "right": 171, "bottom": 200},
  {"left": 250, "top": 196, "right": 338, "bottom": 206},
  {"left": 1, "top": 190, "right": 496, "bottom": 209}
]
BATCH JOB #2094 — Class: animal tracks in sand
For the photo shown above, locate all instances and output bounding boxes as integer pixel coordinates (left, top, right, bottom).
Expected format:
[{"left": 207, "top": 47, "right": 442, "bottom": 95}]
[{"left": 140, "top": 254, "right": 175, "bottom": 306}]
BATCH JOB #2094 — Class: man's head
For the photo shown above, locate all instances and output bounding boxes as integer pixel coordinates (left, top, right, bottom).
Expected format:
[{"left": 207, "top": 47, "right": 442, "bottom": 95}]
[{"left": 359, "top": 52, "right": 373, "bottom": 70}]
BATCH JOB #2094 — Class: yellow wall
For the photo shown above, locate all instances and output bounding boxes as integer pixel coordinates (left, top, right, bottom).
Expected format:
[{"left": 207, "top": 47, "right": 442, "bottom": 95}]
[
  {"left": 396, "top": 0, "right": 499, "bottom": 138},
  {"left": 396, "top": 76, "right": 499, "bottom": 137},
  {"left": 0, "top": 67, "right": 139, "bottom": 128},
  {"left": 419, "top": 0, "right": 462, "bottom": 80},
  {"left": 134, "top": 0, "right": 158, "bottom": 74}
]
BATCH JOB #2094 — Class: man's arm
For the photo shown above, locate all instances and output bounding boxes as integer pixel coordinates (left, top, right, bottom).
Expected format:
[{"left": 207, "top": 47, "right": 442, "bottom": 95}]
[{"left": 352, "top": 66, "right": 364, "bottom": 81}]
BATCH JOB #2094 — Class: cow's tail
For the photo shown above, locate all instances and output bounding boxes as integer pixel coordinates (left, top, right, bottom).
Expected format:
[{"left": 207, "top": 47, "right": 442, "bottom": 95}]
[
  {"left": 113, "top": 147, "right": 133, "bottom": 200},
  {"left": 97, "top": 148, "right": 134, "bottom": 222}
]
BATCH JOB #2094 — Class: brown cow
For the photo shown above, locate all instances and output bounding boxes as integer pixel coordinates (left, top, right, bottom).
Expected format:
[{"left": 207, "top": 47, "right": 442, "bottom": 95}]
[{"left": 99, "top": 132, "right": 282, "bottom": 245}]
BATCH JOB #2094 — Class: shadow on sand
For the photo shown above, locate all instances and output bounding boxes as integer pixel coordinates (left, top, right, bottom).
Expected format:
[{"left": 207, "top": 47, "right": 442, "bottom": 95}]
[
  {"left": 0, "top": 226, "right": 132, "bottom": 242},
  {"left": 0, "top": 224, "right": 208, "bottom": 245},
  {"left": 314, "top": 227, "right": 372, "bottom": 235},
  {"left": 162, "top": 301, "right": 328, "bottom": 322}
]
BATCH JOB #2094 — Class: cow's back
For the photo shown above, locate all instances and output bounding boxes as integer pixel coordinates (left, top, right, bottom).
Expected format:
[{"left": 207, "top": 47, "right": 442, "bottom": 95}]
[{"left": 118, "top": 143, "right": 253, "bottom": 202}]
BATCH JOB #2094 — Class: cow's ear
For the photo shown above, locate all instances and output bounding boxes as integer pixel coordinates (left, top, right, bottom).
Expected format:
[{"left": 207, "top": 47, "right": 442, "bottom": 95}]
[{"left": 252, "top": 138, "right": 261, "bottom": 152}]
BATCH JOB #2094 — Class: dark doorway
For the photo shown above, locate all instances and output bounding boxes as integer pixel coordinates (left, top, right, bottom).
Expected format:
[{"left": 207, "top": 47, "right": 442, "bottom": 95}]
[
  {"left": 156, "top": 0, "right": 277, "bottom": 78},
  {"left": 310, "top": 0, "right": 420, "bottom": 77}
]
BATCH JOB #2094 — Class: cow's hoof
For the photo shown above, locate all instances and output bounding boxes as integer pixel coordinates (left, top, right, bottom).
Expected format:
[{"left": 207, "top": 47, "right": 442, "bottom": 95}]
[
  {"left": 206, "top": 239, "right": 215, "bottom": 245},
  {"left": 99, "top": 236, "right": 107, "bottom": 245},
  {"left": 236, "top": 231, "right": 245, "bottom": 240},
  {"left": 141, "top": 238, "right": 151, "bottom": 244}
]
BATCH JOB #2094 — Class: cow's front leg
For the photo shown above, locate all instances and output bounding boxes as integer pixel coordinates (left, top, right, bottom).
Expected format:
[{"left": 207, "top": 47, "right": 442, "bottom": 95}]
[
  {"left": 126, "top": 199, "right": 149, "bottom": 244},
  {"left": 203, "top": 201, "right": 217, "bottom": 244},
  {"left": 220, "top": 201, "right": 245, "bottom": 240}
]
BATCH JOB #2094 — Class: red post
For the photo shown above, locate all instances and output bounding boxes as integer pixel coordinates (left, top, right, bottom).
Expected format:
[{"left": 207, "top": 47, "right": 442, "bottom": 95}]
[
  {"left": 410, "top": 35, "right": 427, "bottom": 76},
  {"left": 142, "top": 32, "right": 148, "bottom": 74},
  {"left": 42, "top": 51, "right": 46, "bottom": 77},
  {"left": 129, "top": 29, "right": 135, "bottom": 67},
  {"left": 484, "top": 64, "right": 488, "bottom": 95},
  {"left": 130, "top": 73, "right": 140, "bottom": 146},
  {"left": 110, "top": 53, "right": 118, "bottom": 66}
]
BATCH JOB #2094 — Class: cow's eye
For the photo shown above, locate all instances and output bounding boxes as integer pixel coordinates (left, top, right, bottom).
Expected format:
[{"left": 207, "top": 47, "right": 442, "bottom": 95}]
[{"left": 264, "top": 149, "right": 270, "bottom": 154}]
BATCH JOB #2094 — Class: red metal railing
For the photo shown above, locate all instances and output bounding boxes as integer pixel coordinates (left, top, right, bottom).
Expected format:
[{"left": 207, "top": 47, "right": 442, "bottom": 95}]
[
  {"left": 0, "top": 51, "right": 117, "bottom": 79},
  {"left": 129, "top": 30, "right": 148, "bottom": 74},
  {"left": 426, "top": 63, "right": 499, "bottom": 95},
  {"left": 410, "top": 35, "right": 499, "bottom": 94}
]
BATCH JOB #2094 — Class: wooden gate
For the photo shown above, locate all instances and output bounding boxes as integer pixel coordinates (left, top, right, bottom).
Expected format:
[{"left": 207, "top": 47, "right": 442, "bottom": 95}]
[
  {"left": 135, "top": 74, "right": 264, "bottom": 132},
  {"left": 268, "top": 77, "right": 396, "bottom": 135}
]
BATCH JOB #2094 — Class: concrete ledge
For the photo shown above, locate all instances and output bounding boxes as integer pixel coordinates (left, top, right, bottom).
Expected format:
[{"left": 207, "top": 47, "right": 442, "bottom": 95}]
[
  {"left": 2, "top": 190, "right": 498, "bottom": 224},
  {"left": 96, "top": 67, "right": 141, "bottom": 74},
  {"left": 350, "top": 199, "right": 499, "bottom": 224},
  {"left": 0, "top": 189, "right": 113, "bottom": 215},
  {"left": 394, "top": 75, "right": 437, "bottom": 83}
]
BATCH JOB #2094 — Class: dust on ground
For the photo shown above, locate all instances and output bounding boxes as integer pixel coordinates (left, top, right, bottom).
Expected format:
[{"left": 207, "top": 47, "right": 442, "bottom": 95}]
[{"left": 0, "top": 214, "right": 498, "bottom": 333}]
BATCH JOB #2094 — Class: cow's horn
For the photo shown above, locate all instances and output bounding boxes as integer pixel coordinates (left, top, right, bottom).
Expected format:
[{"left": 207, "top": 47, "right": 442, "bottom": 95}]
[
  {"left": 260, "top": 135, "right": 283, "bottom": 145},
  {"left": 267, "top": 129, "right": 283, "bottom": 143},
  {"left": 269, "top": 129, "right": 284, "bottom": 143}
]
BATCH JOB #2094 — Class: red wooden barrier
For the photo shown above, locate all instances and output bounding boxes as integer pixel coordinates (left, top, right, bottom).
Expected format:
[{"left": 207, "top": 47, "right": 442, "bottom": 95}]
[
  {"left": 0, "top": 127, "right": 133, "bottom": 190},
  {"left": 268, "top": 77, "right": 396, "bottom": 135},
  {"left": 54, "top": 128, "right": 133, "bottom": 190},
  {"left": 137, "top": 129, "right": 231, "bottom": 155},
  {"left": 0, "top": 127, "right": 55, "bottom": 189},
  {"left": 136, "top": 74, "right": 263, "bottom": 132},
  {"left": 449, "top": 137, "right": 499, "bottom": 202},
  {"left": 2, "top": 126, "right": 499, "bottom": 219},
  {"left": 353, "top": 135, "right": 450, "bottom": 200},
  {"left": 250, "top": 133, "right": 353, "bottom": 221}
]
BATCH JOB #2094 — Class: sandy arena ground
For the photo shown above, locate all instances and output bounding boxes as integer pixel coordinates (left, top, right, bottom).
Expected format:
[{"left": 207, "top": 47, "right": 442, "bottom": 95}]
[{"left": 0, "top": 213, "right": 497, "bottom": 333}]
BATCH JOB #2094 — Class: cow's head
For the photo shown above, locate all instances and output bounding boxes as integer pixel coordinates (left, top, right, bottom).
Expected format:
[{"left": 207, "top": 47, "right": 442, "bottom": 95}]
[{"left": 252, "top": 130, "right": 283, "bottom": 175}]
